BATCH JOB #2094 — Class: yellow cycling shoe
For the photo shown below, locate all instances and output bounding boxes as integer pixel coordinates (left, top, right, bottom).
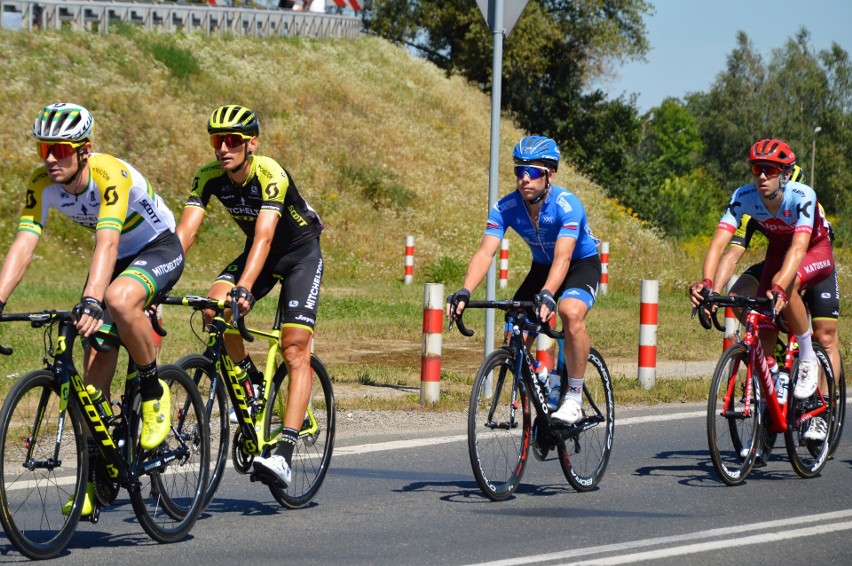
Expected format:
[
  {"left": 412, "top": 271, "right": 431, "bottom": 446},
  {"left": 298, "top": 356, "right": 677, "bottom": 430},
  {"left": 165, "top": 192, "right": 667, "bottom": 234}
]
[
  {"left": 141, "top": 379, "right": 171, "bottom": 450},
  {"left": 62, "top": 482, "right": 96, "bottom": 517}
]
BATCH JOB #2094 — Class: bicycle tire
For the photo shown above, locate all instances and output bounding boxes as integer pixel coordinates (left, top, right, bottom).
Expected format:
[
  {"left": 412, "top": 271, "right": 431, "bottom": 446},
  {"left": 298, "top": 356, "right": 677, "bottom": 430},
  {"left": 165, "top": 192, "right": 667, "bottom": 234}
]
[
  {"left": 785, "top": 344, "right": 833, "bottom": 478},
  {"left": 176, "top": 353, "right": 229, "bottom": 509},
  {"left": 0, "top": 370, "right": 88, "bottom": 560},
  {"left": 557, "top": 348, "right": 615, "bottom": 492},
  {"left": 706, "top": 344, "right": 759, "bottom": 485},
  {"left": 828, "top": 359, "right": 845, "bottom": 458},
  {"left": 467, "top": 347, "right": 530, "bottom": 501},
  {"left": 130, "top": 365, "right": 209, "bottom": 543},
  {"left": 263, "top": 354, "right": 336, "bottom": 509}
]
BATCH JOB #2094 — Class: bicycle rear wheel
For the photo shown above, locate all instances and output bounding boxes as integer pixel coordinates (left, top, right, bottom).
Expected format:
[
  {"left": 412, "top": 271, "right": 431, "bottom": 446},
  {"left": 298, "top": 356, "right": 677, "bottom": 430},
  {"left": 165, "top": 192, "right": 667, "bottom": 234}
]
[
  {"left": 263, "top": 355, "right": 335, "bottom": 509},
  {"left": 707, "top": 344, "right": 759, "bottom": 485},
  {"left": 786, "top": 344, "right": 834, "bottom": 478},
  {"left": 467, "top": 348, "right": 530, "bottom": 501},
  {"left": 557, "top": 348, "right": 614, "bottom": 492},
  {"left": 130, "top": 365, "right": 209, "bottom": 543},
  {"left": 176, "top": 353, "right": 229, "bottom": 509},
  {"left": 0, "top": 370, "right": 87, "bottom": 560}
]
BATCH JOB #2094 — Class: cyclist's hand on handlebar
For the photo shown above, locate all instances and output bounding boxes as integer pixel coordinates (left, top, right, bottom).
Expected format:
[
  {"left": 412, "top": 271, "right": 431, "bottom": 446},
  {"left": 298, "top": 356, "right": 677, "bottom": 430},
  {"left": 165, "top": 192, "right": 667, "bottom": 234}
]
[
  {"left": 233, "top": 286, "right": 256, "bottom": 316},
  {"left": 446, "top": 288, "right": 471, "bottom": 321},
  {"left": 769, "top": 283, "right": 788, "bottom": 313},
  {"left": 688, "top": 278, "right": 713, "bottom": 308},
  {"left": 72, "top": 296, "right": 105, "bottom": 337},
  {"left": 534, "top": 289, "right": 557, "bottom": 323}
]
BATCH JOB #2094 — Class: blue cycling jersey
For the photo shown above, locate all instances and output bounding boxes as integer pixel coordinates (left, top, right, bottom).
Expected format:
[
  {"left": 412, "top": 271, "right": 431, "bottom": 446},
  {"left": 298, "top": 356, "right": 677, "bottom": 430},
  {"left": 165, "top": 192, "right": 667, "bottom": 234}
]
[{"left": 484, "top": 185, "right": 600, "bottom": 264}]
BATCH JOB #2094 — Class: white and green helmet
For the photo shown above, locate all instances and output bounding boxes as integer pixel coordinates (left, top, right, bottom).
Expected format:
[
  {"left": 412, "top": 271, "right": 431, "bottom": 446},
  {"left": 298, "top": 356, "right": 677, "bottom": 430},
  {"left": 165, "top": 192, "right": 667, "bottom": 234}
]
[{"left": 32, "top": 102, "right": 94, "bottom": 142}]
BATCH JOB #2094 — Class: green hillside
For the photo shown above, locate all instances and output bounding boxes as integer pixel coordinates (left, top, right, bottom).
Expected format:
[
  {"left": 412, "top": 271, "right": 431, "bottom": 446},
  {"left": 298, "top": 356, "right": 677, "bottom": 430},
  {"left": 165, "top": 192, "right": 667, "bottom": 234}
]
[{"left": 0, "top": 28, "right": 685, "bottom": 294}]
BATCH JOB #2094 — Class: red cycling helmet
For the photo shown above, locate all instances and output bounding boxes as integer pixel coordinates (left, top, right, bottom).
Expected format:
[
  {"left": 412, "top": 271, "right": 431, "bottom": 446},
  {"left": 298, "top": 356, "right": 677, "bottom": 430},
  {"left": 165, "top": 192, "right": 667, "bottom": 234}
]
[{"left": 749, "top": 138, "right": 796, "bottom": 166}]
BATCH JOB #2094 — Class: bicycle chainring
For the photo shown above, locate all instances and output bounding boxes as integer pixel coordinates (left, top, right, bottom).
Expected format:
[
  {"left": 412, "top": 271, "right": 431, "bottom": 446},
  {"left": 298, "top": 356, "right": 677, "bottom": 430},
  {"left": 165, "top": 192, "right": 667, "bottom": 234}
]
[
  {"left": 93, "top": 455, "right": 120, "bottom": 506},
  {"left": 231, "top": 431, "right": 253, "bottom": 474},
  {"left": 531, "top": 416, "right": 553, "bottom": 461}
]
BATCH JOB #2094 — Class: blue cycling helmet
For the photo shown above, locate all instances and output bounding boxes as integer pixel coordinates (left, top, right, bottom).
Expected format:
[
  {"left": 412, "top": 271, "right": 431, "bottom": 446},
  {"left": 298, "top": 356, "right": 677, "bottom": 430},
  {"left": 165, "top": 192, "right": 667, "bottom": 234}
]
[{"left": 513, "top": 136, "right": 560, "bottom": 171}]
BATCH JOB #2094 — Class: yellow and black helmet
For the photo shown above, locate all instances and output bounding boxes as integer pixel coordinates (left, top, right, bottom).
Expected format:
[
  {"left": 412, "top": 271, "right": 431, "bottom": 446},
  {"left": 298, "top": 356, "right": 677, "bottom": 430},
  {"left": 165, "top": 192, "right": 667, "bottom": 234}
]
[
  {"left": 207, "top": 105, "right": 259, "bottom": 136},
  {"left": 790, "top": 164, "right": 806, "bottom": 183}
]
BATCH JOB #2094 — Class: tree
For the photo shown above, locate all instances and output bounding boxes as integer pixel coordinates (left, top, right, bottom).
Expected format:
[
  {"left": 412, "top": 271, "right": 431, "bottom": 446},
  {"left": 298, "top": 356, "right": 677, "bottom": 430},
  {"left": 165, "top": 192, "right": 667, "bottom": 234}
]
[{"left": 362, "top": 0, "right": 653, "bottom": 191}]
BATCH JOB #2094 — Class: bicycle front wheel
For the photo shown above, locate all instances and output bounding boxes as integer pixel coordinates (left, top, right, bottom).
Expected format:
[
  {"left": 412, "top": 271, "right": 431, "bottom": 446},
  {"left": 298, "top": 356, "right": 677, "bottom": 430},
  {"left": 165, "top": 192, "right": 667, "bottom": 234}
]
[
  {"left": 707, "top": 344, "right": 759, "bottom": 485},
  {"left": 176, "top": 353, "right": 229, "bottom": 509},
  {"left": 558, "top": 348, "right": 615, "bottom": 492},
  {"left": 0, "top": 370, "right": 88, "bottom": 560},
  {"left": 786, "top": 344, "right": 834, "bottom": 478},
  {"left": 263, "top": 354, "right": 335, "bottom": 509},
  {"left": 467, "top": 348, "right": 530, "bottom": 501},
  {"left": 130, "top": 365, "right": 209, "bottom": 543}
]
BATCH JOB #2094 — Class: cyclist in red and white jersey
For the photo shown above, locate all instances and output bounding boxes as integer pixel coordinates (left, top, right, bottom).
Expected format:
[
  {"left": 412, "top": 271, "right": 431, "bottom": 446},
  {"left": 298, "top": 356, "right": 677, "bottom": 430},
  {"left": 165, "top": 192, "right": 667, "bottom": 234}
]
[{"left": 690, "top": 138, "right": 834, "bottom": 405}]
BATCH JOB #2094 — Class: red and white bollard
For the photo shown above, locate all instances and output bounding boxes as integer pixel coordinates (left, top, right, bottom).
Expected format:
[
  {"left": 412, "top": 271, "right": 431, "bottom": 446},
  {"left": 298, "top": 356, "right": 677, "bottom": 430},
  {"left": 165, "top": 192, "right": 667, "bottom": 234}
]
[
  {"left": 723, "top": 275, "right": 739, "bottom": 351},
  {"left": 499, "top": 238, "right": 509, "bottom": 289},
  {"left": 600, "top": 241, "right": 609, "bottom": 294},
  {"left": 404, "top": 235, "right": 414, "bottom": 285},
  {"left": 638, "top": 279, "right": 658, "bottom": 389},
  {"left": 420, "top": 283, "right": 443, "bottom": 404},
  {"left": 535, "top": 317, "right": 556, "bottom": 373}
]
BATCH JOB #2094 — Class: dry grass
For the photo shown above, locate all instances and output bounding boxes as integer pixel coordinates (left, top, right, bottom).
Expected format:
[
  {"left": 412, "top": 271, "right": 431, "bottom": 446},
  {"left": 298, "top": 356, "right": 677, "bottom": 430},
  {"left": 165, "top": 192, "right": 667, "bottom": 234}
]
[{"left": 0, "top": 29, "right": 848, "bottom": 410}]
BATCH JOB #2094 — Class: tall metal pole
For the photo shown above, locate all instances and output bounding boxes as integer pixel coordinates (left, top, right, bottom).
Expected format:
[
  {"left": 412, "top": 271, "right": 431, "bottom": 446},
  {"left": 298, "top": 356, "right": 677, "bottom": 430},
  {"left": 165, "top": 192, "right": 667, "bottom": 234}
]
[
  {"left": 811, "top": 126, "right": 822, "bottom": 188},
  {"left": 484, "top": 0, "right": 505, "bottom": 359}
]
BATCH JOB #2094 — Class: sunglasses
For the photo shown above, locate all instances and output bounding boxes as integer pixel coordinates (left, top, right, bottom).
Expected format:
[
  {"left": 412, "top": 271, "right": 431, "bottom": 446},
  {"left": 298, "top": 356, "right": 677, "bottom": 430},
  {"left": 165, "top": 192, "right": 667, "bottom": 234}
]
[
  {"left": 751, "top": 164, "right": 783, "bottom": 178},
  {"left": 35, "top": 140, "right": 85, "bottom": 160},
  {"left": 514, "top": 164, "right": 550, "bottom": 180},
  {"left": 210, "top": 133, "right": 252, "bottom": 149}
]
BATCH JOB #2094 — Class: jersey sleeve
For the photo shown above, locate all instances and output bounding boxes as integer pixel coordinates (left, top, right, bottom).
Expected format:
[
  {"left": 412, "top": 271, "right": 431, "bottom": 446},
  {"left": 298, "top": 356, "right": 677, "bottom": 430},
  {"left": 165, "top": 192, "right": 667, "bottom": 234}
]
[
  {"left": 92, "top": 156, "right": 132, "bottom": 233},
  {"left": 17, "top": 169, "right": 52, "bottom": 237},
  {"left": 483, "top": 201, "right": 508, "bottom": 240},
  {"left": 718, "top": 187, "right": 747, "bottom": 233},
  {"left": 186, "top": 162, "right": 221, "bottom": 210},
  {"left": 256, "top": 157, "right": 288, "bottom": 216},
  {"left": 555, "top": 192, "right": 584, "bottom": 240}
]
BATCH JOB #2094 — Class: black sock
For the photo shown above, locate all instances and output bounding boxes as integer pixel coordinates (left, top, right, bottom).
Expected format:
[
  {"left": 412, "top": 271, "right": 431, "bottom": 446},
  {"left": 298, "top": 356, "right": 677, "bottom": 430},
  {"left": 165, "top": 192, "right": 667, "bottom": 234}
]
[
  {"left": 237, "top": 355, "right": 264, "bottom": 387},
  {"left": 137, "top": 361, "right": 162, "bottom": 401},
  {"left": 273, "top": 427, "right": 299, "bottom": 465}
]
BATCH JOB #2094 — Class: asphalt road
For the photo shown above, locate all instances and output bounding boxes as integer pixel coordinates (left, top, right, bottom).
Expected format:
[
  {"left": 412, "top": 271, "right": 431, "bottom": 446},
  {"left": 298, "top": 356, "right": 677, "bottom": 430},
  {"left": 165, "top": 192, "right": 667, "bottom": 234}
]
[{"left": 2, "top": 401, "right": 851, "bottom": 565}]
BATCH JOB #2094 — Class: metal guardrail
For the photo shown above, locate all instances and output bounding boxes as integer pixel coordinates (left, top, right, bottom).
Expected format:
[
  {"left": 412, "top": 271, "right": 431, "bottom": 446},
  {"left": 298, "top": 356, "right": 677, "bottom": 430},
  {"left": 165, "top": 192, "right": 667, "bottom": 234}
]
[{"left": 0, "top": 0, "right": 361, "bottom": 38}]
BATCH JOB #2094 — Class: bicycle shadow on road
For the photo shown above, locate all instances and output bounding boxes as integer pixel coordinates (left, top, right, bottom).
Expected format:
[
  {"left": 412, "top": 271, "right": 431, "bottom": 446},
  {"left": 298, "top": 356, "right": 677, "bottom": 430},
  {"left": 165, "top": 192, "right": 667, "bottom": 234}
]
[
  {"left": 395, "top": 477, "right": 582, "bottom": 504},
  {"left": 200, "top": 496, "right": 313, "bottom": 516},
  {"left": 633, "top": 449, "right": 807, "bottom": 486}
]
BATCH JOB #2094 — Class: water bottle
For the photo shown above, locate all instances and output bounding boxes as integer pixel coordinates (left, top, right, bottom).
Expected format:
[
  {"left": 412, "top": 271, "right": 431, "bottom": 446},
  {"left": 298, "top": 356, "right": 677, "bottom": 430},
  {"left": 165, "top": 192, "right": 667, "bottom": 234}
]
[
  {"left": 86, "top": 384, "right": 113, "bottom": 422},
  {"left": 547, "top": 371, "right": 561, "bottom": 410},
  {"left": 776, "top": 370, "right": 789, "bottom": 404}
]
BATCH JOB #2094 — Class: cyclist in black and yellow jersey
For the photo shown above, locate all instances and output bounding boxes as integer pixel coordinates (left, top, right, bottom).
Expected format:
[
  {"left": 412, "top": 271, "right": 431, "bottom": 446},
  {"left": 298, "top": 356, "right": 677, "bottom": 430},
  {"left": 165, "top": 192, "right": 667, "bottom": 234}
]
[
  {"left": 714, "top": 164, "right": 841, "bottom": 441},
  {"left": 176, "top": 105, "right": 324, "bottom": 488},
  {"left": 0, "top": 102, "right": 184, "bottom": 513}
]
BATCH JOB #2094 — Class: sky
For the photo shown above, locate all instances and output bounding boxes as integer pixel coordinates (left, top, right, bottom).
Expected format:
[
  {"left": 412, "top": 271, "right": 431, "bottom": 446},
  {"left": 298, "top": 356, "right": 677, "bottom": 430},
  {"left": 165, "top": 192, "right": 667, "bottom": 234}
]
[{"left": 601, "top": 0, "right": 852, "bottom": 114}]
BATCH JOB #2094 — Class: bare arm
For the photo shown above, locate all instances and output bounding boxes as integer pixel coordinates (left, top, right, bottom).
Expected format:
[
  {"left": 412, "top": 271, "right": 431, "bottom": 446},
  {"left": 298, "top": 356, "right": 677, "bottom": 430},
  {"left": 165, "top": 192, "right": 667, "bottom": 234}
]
[
  {"left": 82, "top": 228, "right": 120, "bottom": 302},
  {"left": 690, "top": 227, "right": 734, "bottom": 306},
  {"left": 175, "top": 206, "right": 206, "bottom": 255},
  {"left": 0, "top": 231, "right": 40, "bottom": 303},
  {"left": 237, "top": 209, "right": 278, "bottom": 294},
  {"left": 714, "top": 244, "right": 746, "bottom": 294}
]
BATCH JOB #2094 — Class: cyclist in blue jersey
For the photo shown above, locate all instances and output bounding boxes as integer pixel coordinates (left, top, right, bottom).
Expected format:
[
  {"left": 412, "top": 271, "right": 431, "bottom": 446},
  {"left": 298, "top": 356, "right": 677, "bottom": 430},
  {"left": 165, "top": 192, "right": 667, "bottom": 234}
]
[
  {"left": 690, "top": 139, "right": 834, "bottom": 411},
  {"left": 447, "top": 136, "right": 602, "bottom": 425}
]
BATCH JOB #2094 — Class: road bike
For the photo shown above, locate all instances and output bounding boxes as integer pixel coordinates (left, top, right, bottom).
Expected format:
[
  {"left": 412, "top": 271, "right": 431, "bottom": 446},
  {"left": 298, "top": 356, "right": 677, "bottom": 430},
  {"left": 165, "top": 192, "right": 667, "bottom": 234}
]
[
  {"left": 160, "top": 290, "right": 335, "bottom": 509},
  {"left": 694, "top": 294, "right": 836, "bottom": 485},
  {"left": 0, "top": 309, "right": 209, "bottom": 560},
  {"left": 450, "top": 300, "right": 614, "bottom": 501}
]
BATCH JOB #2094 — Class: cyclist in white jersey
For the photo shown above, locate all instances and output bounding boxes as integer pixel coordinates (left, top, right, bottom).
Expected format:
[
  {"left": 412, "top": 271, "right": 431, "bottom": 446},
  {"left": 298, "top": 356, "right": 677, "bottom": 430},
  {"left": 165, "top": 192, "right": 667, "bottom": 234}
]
[
  {"left": 690, "top": 138, "right": 834, "bottom": 409},
  {"left": 0, "top": 103, "right": 184, "bottom": 515}
]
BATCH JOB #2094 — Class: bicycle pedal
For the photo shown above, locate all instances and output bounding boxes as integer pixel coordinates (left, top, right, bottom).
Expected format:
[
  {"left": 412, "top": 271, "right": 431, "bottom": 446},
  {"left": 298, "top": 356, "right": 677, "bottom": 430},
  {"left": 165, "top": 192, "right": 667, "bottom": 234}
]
[{"left": 250, "top": 468, "right": 287, "bottom": 489}]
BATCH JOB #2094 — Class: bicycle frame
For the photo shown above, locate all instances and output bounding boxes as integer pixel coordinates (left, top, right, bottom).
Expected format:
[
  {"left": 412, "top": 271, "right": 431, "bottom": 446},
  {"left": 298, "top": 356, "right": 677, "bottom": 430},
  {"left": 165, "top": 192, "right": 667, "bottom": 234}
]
[
  {"left": 2, "top": 311, "right": 183, "bottom": 484},
  {"left": 723, "top": 307, "right": 827, "bottom": 435}
]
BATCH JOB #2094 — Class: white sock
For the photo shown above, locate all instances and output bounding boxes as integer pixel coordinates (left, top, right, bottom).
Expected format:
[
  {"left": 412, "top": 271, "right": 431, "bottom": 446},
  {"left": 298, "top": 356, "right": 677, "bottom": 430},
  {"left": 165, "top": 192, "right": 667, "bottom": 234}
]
[
  {"left": 565, "top": 377, "right": 583, "bottom": 404},
  {"left": 796, "top": 333, "right": 816, "bottom": 363}
]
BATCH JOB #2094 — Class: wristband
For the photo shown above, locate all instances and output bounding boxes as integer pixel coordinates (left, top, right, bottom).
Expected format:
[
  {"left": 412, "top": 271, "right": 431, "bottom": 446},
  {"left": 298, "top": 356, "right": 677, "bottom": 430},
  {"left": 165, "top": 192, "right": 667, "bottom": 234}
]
[{"left": 770, "top": 284, "right": 789, "bottom": 306}]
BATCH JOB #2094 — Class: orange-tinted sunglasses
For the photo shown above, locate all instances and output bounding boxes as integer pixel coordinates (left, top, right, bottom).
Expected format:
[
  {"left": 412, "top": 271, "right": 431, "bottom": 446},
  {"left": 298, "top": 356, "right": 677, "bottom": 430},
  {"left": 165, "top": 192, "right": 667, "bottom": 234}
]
[
  {"left": 35, "top": 140, "right": 86, "bottom": 160},
  {"left": 751, "top": 164, "right": 783, "bottom": 177},
  {"left": 210, "top": 133, "right": 252, "bottom": 149}
]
